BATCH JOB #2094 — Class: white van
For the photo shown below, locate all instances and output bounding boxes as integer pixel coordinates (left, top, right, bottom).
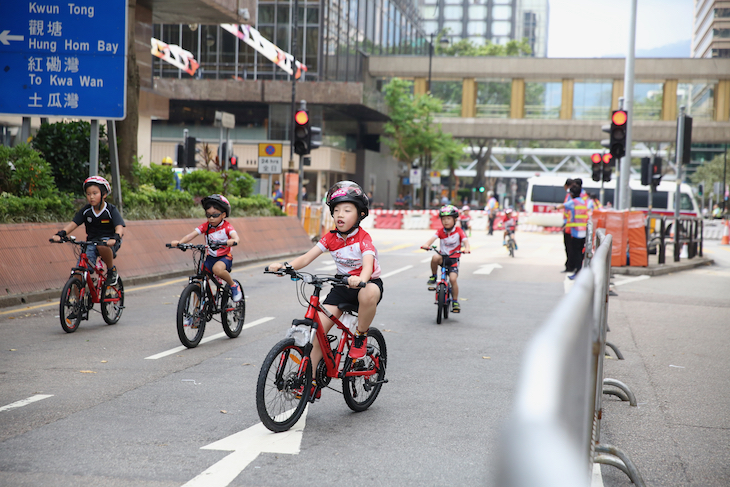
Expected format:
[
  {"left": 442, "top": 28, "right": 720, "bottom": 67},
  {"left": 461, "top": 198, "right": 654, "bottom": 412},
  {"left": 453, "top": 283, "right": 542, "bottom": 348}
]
[{"left": 524, "top": 176, "right": 700, "bottom": 227}]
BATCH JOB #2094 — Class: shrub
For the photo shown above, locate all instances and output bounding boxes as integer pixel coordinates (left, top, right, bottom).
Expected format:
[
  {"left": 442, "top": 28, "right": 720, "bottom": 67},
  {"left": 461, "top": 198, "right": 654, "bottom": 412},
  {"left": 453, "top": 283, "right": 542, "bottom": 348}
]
[
  {"left": 180, "top": 170, "right": 223, "bottom": 197},
  {"left": 122, "top": 185, "right": 197, "bottom": 220},
  {"left": 223, "top": 170, "right": 255, "bottom": 197},
  {"left": 0, "top": 193, "right": 77, "bottom": 223},
  {"left": 229, "top": 194, "right": 284, "bottom": 217},
  {"left": 0, "top": 144, "right": 57, "bottom": 198},
  {"left": 139, "top": 162, "right": 176, "bottom": 191},
  {"left": 32, "top": 121, "right": 110, "bottom": 195}
]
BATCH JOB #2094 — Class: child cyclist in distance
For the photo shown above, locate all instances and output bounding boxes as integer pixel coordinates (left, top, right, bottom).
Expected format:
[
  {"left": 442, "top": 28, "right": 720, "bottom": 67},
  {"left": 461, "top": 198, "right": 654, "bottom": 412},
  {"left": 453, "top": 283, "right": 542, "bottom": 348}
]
[
  {"left": 459, "top": 205, "right": 472, "bottom": 237},
  {"left": 267, "top": 181, "right": 382, "bottom": 402},
  {"left": 421, "top": 205, "right": 470, "bottom": 313},
  {"left": 502, "top": 207, "right": 518, "bottom": 250},
  {"left": 169, "top": 194, "right": 243, "bottom": 302},
  {"left": 51, "top": 176, "right": 125, "bottom": 285}
]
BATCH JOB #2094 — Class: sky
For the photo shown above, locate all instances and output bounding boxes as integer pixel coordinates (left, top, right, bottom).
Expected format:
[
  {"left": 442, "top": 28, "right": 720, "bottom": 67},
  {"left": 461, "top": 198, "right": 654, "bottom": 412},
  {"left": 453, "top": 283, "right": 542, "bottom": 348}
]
[{"left": 547, "top": 0, "right": 694, "bottom": 58}]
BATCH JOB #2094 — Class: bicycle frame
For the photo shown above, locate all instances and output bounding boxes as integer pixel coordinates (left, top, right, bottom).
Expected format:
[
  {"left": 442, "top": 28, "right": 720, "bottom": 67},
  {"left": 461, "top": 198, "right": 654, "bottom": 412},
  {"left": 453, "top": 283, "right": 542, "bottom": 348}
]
[
  {"left": 294, "top": 281, "right": 380, "bottom": 382},
  {"left": 71, "top": 246, "right": 106, "bottom": 304}
]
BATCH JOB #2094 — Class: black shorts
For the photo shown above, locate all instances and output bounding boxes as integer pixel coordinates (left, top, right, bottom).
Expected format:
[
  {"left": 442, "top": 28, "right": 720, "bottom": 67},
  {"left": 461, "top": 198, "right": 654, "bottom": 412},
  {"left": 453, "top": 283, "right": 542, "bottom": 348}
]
[
  {"left": 323, "top": 278, "right": 384, "bottom": 308},
  {"left": 442, "top": 256, "right": 460, "bottom": 275}
]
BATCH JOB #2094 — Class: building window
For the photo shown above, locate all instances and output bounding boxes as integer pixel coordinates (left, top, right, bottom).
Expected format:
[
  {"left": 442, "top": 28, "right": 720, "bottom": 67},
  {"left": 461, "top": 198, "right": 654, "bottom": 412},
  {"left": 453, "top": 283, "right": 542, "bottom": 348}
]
[
  {"left": 467, "top": 21, "right": 487, "bottom": 36},
  {"left": 492, "top": 5, "right": 512, "bottom": 20},
  {"left": 491, "top": 21, "right": 511, "bottom": 36},
  {"left": 468, "top": 5, "right": 487, "bottom": 19},
  {"left": 444, "top": 6, "right": 463, "bottom": 20}
]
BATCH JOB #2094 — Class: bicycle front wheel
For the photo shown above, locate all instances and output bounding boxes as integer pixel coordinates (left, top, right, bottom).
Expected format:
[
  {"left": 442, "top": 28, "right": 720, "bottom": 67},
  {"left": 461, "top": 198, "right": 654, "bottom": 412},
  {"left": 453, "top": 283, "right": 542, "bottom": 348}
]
[
  {"left": 436, "top": 283, "right": 446, "bottom": 324},
  {"left": 256, "top": 338, "right": 311, "bottom": 433},
  {"left": 101, "top": 277, "right": 124, "bottom": 325},
  {"left": 221, "top": 280, "right": 245, "bottom": 338},
  {"left": 443, "top": 285, "right": 450, "bottom": 320},
  {"left": 177, "top": 283, "right": 206, "bottom": 348},
  {"left": 60, "top": 277, "right": 84, "bottom": 333},
  {"left": 508, "top": 240, "right": 515, "bottom": 257},
  {"left": 343, "top": 327, "right": 387, "bottom": 412}
]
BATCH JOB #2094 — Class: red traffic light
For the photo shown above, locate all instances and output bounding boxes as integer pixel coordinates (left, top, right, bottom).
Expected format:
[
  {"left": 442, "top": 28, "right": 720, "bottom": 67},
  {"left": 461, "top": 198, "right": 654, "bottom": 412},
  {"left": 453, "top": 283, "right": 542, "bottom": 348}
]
[
  {"left": 295, "top": 110, "right": 309, "bottom": 125},
  {"left": 591, "top": 153, "right": 602, "bottom": 164},
  {"left": 612, "top": 110, "right": 627, "bottom": 126},
  {"left": 230, "top": 155, "right": 238, "bottom": 167},
  {"left": 602, "top": 153, "right": 612, "bottom": 164}
]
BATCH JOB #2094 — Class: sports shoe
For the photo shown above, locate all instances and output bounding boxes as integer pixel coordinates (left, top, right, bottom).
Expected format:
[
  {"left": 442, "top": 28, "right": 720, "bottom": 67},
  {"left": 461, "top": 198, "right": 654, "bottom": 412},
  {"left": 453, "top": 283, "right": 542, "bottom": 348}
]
[
  {"left": 427, "top": 275, "right": 436, "bottom": 285},
  {"left": 295, "top": 382, "right": 321, "bottom": 402},
  {"left": 349, "top": 331, "right": 367, "bottom": 358},
  {"left": 106, "top": 266, "right": 118, "bottom": 286},
  {"left": 231, "top": 283, "right": 243, "bottom": 302},
  {"left": 503, "top": 240, "right": 506, "bottom": 246},
  {"left": 568, "top": 273, "right": 577, "bottom": 280},
  {"left": 452, "top": 301, "right": 461, "bottom": 313}
]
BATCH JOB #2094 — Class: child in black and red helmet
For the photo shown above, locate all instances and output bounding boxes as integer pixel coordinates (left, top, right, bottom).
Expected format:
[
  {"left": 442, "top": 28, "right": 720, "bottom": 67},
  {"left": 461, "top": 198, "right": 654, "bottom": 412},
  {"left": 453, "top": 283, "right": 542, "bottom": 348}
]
[
  {"left": 170, "top": 194, "right": 243, "bottom": 302},
  {"left": 267, "top": 181, "right": 383, "bottom": 401},
  {"left": 51, "top": 176, "right": 125, "bottom": 285}
]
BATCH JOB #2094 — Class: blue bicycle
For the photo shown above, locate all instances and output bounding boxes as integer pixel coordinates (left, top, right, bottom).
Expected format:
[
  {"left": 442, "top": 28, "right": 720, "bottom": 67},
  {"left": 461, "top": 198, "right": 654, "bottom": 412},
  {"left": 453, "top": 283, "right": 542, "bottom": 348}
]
[{"left": 425, "top": 246, "right": 458, "bottom": 324}]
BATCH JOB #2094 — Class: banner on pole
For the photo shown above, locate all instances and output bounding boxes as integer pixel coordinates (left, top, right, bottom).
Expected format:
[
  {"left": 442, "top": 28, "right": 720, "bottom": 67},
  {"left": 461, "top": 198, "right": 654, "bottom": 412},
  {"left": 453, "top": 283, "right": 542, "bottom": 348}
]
[
  {"left": 221, "top": 24, "right": 307, "bottom": 79},
  {"left": 151, "top": 38, "right": 199, "bottom": 76}
]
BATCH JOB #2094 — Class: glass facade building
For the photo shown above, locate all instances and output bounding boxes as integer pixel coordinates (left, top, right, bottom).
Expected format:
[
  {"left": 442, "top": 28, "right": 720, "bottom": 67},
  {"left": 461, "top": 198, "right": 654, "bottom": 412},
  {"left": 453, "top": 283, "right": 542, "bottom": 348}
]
[{"left": 692, "top": 0, "right": 730, "bottom": 58}]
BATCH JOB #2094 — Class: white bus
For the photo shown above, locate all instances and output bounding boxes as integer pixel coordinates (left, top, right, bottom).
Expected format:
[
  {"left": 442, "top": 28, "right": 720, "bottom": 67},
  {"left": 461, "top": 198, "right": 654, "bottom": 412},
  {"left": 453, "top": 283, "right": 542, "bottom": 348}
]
[{"left": 524, "top": 176, "right": 700, "bottom": 227}]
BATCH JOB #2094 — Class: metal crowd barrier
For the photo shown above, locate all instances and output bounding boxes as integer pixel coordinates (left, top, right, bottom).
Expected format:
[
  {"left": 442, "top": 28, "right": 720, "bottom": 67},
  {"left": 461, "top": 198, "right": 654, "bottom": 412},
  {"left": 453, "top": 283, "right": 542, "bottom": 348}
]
[
  {"left": 498, "top": 229, "right": 645, "bottom": 487},
  {"left": 647, "top": 214, "right": 704, "bottom": 264}
]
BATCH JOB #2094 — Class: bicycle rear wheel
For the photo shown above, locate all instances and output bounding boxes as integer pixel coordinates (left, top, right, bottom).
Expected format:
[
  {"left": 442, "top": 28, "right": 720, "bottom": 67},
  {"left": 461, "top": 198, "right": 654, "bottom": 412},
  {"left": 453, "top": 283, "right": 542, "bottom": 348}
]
[
  {"left": 60, "top": 277, "right": 84, "bottom": 333},
  {"left": 221, "top": 280, "right": 245, "bottom": 338},
  {"left": 343, "top": 327, "right": 387, "bottom": 412},
  {"left": 256, "top": 338, "right": 311, "bottom": 432},
  {"left": 436, "top": 283, "right": 446, "bottom": 324},
  {"left": 177, "top": 283, "right": 206, "bottom": 348},
  {"left": 101, "top": 277, "right": 124, "bottom": 325}
]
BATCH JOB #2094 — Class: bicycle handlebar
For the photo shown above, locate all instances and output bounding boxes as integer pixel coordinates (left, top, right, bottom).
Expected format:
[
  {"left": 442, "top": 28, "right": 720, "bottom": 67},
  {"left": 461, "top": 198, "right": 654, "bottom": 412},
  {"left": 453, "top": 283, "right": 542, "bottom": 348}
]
[
  {"left": 422, "top": 245, "right": 469, "bottom": 256},
  {"left": 166, "top": 242, "right": 235, "bottom": 251},
  {"left": 264, "top": 265, "right": 366, "bottom": 288},
  {"left": 49, "top": 236, "right": 109, "bottom": 246}
]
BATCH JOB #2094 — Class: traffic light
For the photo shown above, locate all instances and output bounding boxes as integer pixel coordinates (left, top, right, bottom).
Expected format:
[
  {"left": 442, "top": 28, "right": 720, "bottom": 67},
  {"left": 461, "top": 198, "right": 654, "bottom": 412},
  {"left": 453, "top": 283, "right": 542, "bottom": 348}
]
[
  {"left": 651, "top": 157, "right": 662, "bottom": 187},
  {"left": 229, "top": 154, "right": 238, "bottom": 170},
  {"left": 310, "top": 125, "right": 322, "bottom": 151},
  {"left": 185, "top": 136, "right": 197, "bottom": 167},
  {"left": 698, "top": 183, "right": 703, "bottom": 196},
  {"left": 591, "top": 153, "right": 602, "bottom": 182},
  {"left": 294, "top": 109, "right": 311, "bottom": 156},
  {"left": 609, "top": 110, "right": 627, "bottom": 160},
  {"left": 602, "top": 153, "right": 613, "bottom": 182},
  {"left": 641, "top": 157, "right": 651, "bottom": 186},
  {"left": 176, "top": 143, "right": 184, "bottom": 167},
  {"left": 681, "top": 115, "right": 693, "bottom": 164},
  {"left": 479, "top": 186, "right": 485, "bottom": 193}
]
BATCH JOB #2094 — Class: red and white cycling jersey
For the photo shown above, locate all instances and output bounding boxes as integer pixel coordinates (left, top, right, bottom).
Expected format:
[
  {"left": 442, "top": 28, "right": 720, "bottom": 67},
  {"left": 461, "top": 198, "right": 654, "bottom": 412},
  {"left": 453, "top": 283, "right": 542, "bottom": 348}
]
[
  {"left": 435, "top": 226, "right": 468, "bottom": 258},
  {"left": 317, "top": 228, "right": 381, "bottom": 278},
  {"left": 196, "top": 220, "right": 236, "bottom": 257}
]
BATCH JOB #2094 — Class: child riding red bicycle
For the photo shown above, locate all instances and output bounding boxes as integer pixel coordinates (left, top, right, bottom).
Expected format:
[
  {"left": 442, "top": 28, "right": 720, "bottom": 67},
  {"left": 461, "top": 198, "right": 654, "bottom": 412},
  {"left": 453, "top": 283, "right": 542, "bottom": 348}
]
[{"left": 267, "top": 181, "right": 382, "bottom": 401}]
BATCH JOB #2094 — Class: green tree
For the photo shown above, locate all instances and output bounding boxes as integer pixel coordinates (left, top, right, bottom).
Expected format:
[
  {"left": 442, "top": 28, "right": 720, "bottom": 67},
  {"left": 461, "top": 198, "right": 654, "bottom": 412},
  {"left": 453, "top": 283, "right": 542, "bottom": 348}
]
[
  {"left": 0, "top": 144, "right": 57, "bottom": 198},
  {"left": 432, "top": 135, "right": 466, "bottom": 202},
  {"left": 691, "top": 150, "right": 729, "bottom": 201},
  {"left": 32, "top": 121, "right": 110, "bottom": 195}
]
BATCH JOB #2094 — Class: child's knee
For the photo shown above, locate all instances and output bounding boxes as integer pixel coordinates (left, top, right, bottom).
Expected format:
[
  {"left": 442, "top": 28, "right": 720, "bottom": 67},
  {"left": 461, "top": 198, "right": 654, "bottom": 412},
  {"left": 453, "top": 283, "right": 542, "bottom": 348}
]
[{"left": 359, "top": 286, "right": 380, "bottom": 306}]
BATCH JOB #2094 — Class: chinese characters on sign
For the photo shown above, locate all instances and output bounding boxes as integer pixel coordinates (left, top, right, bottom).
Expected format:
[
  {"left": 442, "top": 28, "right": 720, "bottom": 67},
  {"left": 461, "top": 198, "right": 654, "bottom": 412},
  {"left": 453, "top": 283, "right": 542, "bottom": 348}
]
[{"left": 0, "top": 1, "right": 127, "bottom": 118}]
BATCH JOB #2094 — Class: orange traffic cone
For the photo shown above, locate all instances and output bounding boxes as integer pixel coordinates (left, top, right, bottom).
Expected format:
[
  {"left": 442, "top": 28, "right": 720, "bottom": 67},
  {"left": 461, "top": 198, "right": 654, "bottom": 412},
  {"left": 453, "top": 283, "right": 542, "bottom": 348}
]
[{"left": 722, "top": 220, "right": 730, "bottom": 245}]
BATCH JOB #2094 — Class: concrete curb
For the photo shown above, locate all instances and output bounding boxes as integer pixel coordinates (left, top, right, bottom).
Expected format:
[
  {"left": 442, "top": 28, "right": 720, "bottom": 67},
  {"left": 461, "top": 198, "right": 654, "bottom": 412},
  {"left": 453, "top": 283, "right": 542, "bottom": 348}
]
[
  {"left": 0, "top": 252, "right": 300, "bottom": 310},
  {"left": 611, "top": 256, "right": 714, "bottom": 276}
]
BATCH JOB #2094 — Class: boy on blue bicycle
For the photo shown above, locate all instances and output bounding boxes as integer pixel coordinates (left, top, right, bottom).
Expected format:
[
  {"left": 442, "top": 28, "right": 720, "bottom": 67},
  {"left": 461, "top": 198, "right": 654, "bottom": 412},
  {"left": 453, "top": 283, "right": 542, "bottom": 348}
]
[{"left": 421, "top": 205, "right": 470, "bottom": 313}]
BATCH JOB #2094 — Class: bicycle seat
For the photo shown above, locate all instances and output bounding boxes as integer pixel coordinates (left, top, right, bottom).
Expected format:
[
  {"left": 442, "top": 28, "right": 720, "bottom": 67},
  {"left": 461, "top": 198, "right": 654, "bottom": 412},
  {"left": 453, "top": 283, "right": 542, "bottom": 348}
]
[{"left": 338, "top": 303, "right": 359, "bottom": 313}]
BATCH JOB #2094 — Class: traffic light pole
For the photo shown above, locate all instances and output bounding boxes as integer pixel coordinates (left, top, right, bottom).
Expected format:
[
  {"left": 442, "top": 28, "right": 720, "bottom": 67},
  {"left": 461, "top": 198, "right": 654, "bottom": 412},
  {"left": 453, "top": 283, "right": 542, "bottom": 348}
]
[
  {"left": 290, "top": 0, "right": 300, "bottom": 219},
  {"left": 619, "top": 0, "right": 637, "bottom": 211},
  {"left": 674, "top": 106, "right": 685, "bottom": 262}
]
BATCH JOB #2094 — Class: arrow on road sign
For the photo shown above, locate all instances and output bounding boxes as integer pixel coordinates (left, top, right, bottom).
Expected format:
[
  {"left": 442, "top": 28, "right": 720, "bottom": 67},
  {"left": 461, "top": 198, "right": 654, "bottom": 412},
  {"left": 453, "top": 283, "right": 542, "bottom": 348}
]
[
  {"left": 183, "top": 407, "right": 309, "bottom": 487},
  {"left": 473, "top": 263, "right": 502, "bottom": 275},
  {"left": 0, "top": 30, "right": 24, "bottom": 45}
]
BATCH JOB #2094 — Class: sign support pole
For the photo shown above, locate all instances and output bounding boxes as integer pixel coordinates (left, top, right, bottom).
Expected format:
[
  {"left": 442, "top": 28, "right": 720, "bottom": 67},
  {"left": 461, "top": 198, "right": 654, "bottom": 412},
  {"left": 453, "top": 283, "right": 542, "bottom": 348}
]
[
  {"left": 619, "top": 0, "right": 637, "bottom": 210},
  {"left": 90, "top": 120, "right": 99, "bottom": 177},
  {"left": 674, "top": 106, "right": 685, "bottom": 262},
  {"left": 21, "top": 118, "right": 31, "bottom": 144}
]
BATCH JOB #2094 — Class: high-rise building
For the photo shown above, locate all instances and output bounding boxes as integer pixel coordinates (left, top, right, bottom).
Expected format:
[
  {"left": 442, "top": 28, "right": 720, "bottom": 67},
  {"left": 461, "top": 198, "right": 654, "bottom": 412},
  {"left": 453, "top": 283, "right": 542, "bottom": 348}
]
[
  {"left": 692, "top": 0, "right": 730, "bottom": 58},
  {"left": 418, "top": 0, "right": 548, "bottom": 57}
]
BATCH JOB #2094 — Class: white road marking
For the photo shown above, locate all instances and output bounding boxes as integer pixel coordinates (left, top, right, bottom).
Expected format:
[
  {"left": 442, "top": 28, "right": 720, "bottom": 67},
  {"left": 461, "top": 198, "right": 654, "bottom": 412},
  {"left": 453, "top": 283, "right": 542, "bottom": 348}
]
[
  {"left": 0, "top": 394, "right": 53, "bottom": 413},
  {"left": 420, "top": 257, "right": 432, "bottom": 263},
  {"left": 183, "top": 407, "right": 308, "bottom": 487},
  {"left": 591, "top": 463, "right": 605, "bottom": 487},
  {"left": 473, "top": 263, "right": 502, "bottom": 275},
  {"left": 380, "top": 265, "right": 413, "bottom": 278},
  {"left": 144, "top": 317, "right": 275, "bottom": 360},
  {"left": 612, "top": 275, "right": 651, "bottom": 287},
  {"left": 315, "top": 263, "right": 337, "bottom": 271}
]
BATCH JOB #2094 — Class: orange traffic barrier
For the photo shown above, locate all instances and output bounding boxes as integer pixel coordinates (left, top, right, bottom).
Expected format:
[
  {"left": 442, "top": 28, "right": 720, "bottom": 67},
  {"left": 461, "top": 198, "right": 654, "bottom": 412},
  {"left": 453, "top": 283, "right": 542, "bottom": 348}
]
[
  {"left": 722, "top": 220, "right": 730, "bottom": 245},
  {"left": 627, "top": 211, "right": 648, "bottom": 267},
  {"left": 374, "top": 212, "right": 404, "bottom": 229}
]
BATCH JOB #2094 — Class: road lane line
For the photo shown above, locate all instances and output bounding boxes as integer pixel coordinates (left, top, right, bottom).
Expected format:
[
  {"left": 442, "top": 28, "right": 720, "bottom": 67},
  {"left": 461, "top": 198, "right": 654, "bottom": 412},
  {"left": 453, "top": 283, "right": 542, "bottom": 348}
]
[
  {"left": 380, "top": 243, "right": 413, "bottom": 253},
  {"left": 144, "top": 317, "right": 275, "bottom": 360},
  {"left": 613, "top": 275, "right": 651, "bottom": 287},
  {"left": 380, "top": 266, "right": 413, "bottom": 279},
  {"left": 0, "top": 394, "right": 53, "bottom": 412}
]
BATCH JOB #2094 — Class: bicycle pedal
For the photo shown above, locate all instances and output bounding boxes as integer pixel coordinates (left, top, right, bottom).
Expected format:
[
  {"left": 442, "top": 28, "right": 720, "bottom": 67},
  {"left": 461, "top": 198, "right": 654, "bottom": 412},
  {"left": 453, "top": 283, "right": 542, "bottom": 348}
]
[{"left": 427, "top": 286, "right": 436, "bottom": 291}]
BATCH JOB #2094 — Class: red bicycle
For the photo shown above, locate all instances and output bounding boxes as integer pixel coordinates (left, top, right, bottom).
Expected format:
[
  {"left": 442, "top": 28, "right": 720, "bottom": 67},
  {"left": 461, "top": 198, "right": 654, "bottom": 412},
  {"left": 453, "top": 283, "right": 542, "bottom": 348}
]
[
  {"left": 51, "top": 236, "right": 124, "bottom": 333},
  {"left": 256, "top": 265, "right": 388, "bottom": 432}
]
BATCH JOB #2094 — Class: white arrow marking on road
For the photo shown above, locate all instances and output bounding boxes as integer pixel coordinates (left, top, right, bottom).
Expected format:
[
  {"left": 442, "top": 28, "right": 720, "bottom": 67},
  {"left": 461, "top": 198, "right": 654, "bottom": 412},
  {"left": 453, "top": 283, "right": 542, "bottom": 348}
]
[
  {"left": 145, "top": 317, "right": 275, "bottom": 360},
  {"left": 0, "top": 30, "right": 24, "bottom": 45},
  {"left": 183, "top": 407, "right": 308, "bottom": 487},
  {"left": 473, "top": 263, "right": 502, "bottom": 275},
  {"left": 0, "top": 394, "right": 53, "bottom": 412}
]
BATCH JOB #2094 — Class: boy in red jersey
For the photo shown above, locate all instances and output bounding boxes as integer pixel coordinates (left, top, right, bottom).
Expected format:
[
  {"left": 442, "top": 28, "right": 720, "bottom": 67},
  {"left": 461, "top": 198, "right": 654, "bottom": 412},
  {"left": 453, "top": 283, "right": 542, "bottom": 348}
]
[
  {"left": 421, "top": 205, "right": 470, "bottom": 313},
  {"left": 170, "top": 194, "right": 242, "bottom": 302},
  {"left": 268, "top": 181, "right": 382, "bottom": 401}
]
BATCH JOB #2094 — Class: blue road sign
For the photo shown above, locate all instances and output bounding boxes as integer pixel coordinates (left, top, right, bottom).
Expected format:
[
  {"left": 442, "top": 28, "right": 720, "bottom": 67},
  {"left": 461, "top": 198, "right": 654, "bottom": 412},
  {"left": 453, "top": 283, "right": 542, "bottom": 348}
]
[{"left": 0, "top": 1, "right": 127, "bottom": 119}]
